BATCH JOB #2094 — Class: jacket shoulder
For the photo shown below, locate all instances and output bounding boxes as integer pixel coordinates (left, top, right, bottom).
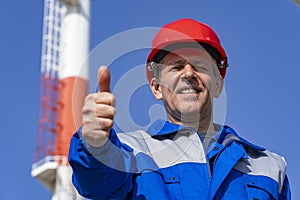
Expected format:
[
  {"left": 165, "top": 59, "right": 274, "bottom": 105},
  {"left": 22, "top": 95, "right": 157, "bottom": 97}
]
[{"left": 235, "top": 145, "right": 287, "bottom": 193}]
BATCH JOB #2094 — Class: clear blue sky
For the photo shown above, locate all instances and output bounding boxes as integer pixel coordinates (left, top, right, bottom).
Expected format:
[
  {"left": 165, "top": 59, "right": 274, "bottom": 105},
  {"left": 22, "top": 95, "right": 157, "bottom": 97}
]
[{"left": 0, "top": 1, "right": 299, "bottom": 199}]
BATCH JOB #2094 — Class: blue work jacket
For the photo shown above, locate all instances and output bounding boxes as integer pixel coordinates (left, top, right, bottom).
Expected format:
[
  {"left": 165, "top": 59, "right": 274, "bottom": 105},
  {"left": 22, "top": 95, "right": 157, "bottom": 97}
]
[{"left": 69, "top": 120, "right": 291, "bottom": 199}]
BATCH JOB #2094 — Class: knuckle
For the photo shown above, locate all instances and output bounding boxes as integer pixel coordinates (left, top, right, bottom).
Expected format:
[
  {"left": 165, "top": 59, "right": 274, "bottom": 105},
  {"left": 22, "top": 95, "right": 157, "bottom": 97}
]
[
  {"left": 95, "top": 104, "right": 105, "bottom": 116},
  {"left": 110, "top": 95, "right": 116, "bottom": 106},
  {"left": 111, "top": 107, "right": 117, "bottom": 117},
  {"left": 98, "top": 118, "right": 113, "bottom": 130},
  {"left": 95, "top": 104, "right": 115, "bottom": 118},
  {"left": 106, "top": 119, "right": 114, "bottom": 128},
  {"left": 100, "top": 93, "right": 115, "bottom": 106}
]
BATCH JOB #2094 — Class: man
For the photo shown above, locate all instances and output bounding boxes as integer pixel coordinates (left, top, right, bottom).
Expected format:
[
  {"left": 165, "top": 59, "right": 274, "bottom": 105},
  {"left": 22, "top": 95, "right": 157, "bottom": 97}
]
[{"left": 69, "top": 19, "right": 291, "bottom": 199}]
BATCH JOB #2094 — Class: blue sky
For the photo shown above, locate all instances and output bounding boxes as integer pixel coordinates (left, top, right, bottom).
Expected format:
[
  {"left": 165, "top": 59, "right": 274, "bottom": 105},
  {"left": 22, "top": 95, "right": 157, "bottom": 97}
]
[{"left": 1, "top": 1, "right": 300, "bottom": 199}]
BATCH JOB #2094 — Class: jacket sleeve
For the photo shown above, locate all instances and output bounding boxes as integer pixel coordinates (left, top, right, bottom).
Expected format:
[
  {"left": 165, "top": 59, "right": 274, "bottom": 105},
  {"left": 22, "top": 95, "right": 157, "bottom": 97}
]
[
  {"left": 279, "top": 175, "right": 291, "bottom": 200},
  {"left": 68, "top": 127, "right": 135, "bottom": 200}
]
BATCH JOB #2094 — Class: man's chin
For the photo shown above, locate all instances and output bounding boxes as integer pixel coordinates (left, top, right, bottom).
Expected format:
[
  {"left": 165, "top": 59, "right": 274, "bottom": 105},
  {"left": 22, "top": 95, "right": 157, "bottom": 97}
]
[{"left": 180, "top": 112, "right": 201, "bottom": 123}]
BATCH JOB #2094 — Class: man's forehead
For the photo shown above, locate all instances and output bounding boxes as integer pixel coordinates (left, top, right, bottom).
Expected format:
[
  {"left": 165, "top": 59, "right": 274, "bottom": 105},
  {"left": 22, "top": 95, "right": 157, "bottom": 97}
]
[{"left": 160, "top": 47, "right": 213, "bottom": 65}]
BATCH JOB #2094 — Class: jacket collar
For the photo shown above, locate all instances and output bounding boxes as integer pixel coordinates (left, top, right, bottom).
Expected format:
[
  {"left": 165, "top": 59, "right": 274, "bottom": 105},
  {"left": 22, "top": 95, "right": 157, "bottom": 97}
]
[
  {"left": 221, "top": 125, "right": 265, "bottom": 151},
  {"left": 147, "top": 119, "right": 186, "bottom": 136},
  {"left": 147, "top": 119, "right": 265, "bottom": 151}
]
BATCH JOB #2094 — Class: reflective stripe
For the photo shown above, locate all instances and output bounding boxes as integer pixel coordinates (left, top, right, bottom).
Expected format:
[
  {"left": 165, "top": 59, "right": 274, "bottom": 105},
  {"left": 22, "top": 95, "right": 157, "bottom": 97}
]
[
  {"left": 234, "top": 149, "right": 287, "bottom": 193},
  {"left": 118, "top": 128, "right": 208, "bottom": 169}
]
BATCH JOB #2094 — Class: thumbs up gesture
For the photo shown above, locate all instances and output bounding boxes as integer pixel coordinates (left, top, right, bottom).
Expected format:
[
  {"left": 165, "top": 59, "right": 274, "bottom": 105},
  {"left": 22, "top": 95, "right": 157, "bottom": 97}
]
[{"left": 82, "top": 66, "right": 116, "bottom": 147}]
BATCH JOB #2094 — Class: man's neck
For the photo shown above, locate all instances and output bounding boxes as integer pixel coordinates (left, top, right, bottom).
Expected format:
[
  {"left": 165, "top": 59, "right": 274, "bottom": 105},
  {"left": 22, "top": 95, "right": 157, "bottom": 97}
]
[
  {"left": 167, "top": 114, "right": 220, "bottom": 134},
  {"left": 185, "top": 121, "right": 220, "bottom": 135}
]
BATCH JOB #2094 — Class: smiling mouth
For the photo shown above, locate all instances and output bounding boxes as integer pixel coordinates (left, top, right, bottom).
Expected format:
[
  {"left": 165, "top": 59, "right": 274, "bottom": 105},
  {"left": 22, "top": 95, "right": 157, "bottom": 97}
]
[{"left": 178, "top": 88, "right": 202, "bottom": 94}]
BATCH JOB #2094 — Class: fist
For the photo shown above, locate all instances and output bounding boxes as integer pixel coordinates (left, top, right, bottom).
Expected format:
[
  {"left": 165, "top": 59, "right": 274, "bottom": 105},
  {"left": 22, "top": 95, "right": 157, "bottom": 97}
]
[{"left": 82, "top": 66, "right": 116, "bottom": 147}]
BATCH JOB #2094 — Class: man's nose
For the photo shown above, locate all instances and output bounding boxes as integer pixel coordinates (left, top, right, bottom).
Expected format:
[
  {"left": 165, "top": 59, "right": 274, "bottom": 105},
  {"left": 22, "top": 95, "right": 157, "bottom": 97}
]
[{"left": 181, "top": 64, "right": 195, "bottom": 79}]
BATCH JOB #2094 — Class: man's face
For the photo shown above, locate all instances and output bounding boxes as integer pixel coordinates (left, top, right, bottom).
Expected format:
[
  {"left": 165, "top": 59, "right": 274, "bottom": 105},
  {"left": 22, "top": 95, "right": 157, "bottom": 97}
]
[{"left": 150, "top": 47, "right": 223, "bottom": 124}]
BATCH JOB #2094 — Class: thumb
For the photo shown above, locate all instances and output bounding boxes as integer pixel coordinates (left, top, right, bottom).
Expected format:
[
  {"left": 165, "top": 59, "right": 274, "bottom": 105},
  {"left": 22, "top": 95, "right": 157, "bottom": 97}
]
[{"left": 98, "top": 66, "right": 111, "bottom": 93}]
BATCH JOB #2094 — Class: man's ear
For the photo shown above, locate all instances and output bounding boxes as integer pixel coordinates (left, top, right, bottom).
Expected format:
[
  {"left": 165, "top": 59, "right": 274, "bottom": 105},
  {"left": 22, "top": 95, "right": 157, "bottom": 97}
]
[
  {"left": 214, "top": 74, "right": 224, "bottom": 98},
  {"left": 150, "top": 78, "right": 162, "bottom": 100}
]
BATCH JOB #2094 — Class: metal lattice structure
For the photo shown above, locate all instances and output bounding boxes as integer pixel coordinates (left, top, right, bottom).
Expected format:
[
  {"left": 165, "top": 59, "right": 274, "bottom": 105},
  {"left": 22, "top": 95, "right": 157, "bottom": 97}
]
[
  {"left": 34, "top": 0, "right": 62, "bottom": 164},
  {"left": 32, "top": 0, "right": 90, "bottom": 199},
  {"left": 32, "top": 0, "right": 66, "bottom": 192}
]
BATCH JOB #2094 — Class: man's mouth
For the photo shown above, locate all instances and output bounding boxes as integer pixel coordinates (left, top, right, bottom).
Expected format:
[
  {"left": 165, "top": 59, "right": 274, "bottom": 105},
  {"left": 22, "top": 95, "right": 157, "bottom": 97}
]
[{"left": 178, "top": 87, "right": 202, "bottom": 94}]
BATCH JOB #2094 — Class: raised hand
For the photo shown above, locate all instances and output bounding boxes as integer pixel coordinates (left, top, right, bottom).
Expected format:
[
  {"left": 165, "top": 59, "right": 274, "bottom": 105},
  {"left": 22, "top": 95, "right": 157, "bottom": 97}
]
[{"left": 81, "top": 66, "right": 116, "bottom": 147}]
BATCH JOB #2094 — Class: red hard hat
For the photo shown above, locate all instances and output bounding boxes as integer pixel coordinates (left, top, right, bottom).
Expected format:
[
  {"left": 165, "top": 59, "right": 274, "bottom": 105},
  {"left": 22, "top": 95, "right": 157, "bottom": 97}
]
[{"left": 146, "top": 18, "right": 228, "bottom": 81}]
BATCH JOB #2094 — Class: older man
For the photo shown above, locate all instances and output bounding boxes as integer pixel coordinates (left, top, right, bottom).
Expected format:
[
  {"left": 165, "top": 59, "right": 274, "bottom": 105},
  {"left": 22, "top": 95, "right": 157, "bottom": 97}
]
[{"left": 69, "top": 19, "right": 290, "bottom": 199}]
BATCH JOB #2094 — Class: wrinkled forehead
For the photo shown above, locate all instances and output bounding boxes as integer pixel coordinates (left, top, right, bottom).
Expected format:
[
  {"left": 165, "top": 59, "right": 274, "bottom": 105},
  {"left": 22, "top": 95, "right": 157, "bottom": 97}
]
[{"left": 160, "top": 47, "right": 214, "bottom": 66}]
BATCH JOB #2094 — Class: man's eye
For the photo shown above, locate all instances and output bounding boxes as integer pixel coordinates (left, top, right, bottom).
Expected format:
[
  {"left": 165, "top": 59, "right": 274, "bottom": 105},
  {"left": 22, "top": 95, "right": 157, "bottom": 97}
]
[
  {"left": 194, "top": 64, "right": 209, "bottom": 72},
  {"left": 170, "top": 65, "right": 183, "bottom": 71}
]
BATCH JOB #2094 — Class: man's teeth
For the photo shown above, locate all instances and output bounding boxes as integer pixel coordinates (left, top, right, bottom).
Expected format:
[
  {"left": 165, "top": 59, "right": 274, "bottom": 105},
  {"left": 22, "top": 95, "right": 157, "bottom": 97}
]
[{"left": 181, "top": 89, "right": 197, "bottom": 94}]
